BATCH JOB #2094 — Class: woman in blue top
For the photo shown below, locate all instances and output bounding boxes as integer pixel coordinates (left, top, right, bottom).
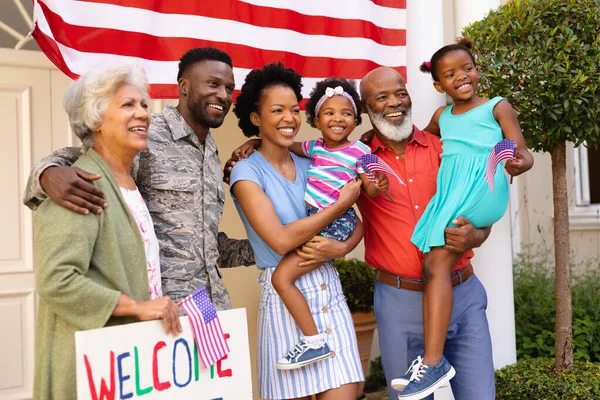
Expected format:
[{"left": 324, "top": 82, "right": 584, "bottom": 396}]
[
  {"left": 229, "top": 62, "right": 364, "bottom": 400},
  {"left": 396, "top": 38, "right": 534, "bottom": 400}
]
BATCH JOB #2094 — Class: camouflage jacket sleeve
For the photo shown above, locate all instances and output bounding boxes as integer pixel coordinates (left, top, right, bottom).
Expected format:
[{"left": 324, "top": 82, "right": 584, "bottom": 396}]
[
  {"left": 217, "top": 232, "right": 255, "bottom": 268},
  {"left": 23, "top": 147, "right": 84, "bottom": 210}
]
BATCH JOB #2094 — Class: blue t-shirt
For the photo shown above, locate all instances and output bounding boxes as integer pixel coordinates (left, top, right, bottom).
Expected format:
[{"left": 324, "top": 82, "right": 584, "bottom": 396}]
[{"left": 230, "top": 151, "right": 311, "bottom": 269}]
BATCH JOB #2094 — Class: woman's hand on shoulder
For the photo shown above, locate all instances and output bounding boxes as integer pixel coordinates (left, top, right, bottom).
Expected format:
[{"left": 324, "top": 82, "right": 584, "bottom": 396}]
[
  {"left": 232, "top": 139, "right": 260, "bottom": 161},
  {"left": 136, "top": 296, "right": 182, "bottom": 335},
  {"left": 224, "top": 139, "right": 261, "bottom": 184}
]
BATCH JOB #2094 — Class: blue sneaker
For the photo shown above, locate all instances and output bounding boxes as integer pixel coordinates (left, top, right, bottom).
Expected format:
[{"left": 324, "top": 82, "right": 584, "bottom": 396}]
[
  {"left": 398, "top": 357, "right": 455, "bottom": 400},
  {"left": 391, "top": 356, "right": 423, "bottom": 391},
  {"left": 392, "top": 356, "right": 450, "bottom": 391},
  {"left": 276, "top": 340, "right": 331, "bottom": 370}
]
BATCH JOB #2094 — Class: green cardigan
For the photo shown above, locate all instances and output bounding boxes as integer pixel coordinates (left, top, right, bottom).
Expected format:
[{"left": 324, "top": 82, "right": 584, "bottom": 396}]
[{"left": 34, "top": 149, "right": 150, "bottom": 400}]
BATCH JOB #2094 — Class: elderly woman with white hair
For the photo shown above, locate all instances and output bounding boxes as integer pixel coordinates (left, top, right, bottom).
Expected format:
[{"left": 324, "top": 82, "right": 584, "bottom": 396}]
[{"left": 33, "top": 65, "right": 180, "bottom": 400}]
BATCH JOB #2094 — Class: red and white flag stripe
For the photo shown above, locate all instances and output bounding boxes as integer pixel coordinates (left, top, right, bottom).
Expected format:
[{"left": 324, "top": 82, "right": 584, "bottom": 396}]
[
  {"left": 180, "top": 289, "right": 230, "bottom": 368},
  {"left": 32, "top": 0, "right": 406, "bottom": 100}
]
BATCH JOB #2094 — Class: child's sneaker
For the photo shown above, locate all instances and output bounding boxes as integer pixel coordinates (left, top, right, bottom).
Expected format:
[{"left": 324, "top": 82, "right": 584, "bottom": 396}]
[
  {"left": 391, "top": 356, "right": 423, "bottom": 391},
  {"left": 398, "top": 356, "right": 455, "bottom": 400},
  {"left": 276, "top": 339, "right": 331, "bottom": 370},
  {"left": 391, "top": 356, "right": 450, "bottom": 391}
]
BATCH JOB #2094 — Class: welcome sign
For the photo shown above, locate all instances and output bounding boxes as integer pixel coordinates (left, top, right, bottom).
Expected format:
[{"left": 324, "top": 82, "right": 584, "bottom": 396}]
[{"left": 75, "top": 308, "right": 252, "bottom": 400}]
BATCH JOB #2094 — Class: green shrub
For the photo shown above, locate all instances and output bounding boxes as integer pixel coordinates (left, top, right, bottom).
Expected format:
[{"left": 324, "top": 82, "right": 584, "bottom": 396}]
[
  {"left": 495, "top": 358, "right": 600, "bottom": 399},
  {"left": 364, "top": 356, "right": 387, "bottom": 392},
  {"left": 513, "top": 251, "right": 600, "bottom": 362},
  {"left": 334, "top": 258, "right": 375, "bottom": 313}
]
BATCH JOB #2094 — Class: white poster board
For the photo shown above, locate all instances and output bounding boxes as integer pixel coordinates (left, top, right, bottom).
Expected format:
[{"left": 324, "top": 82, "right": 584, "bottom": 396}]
[{"left": 75, "top": 308, "right": 252, "bottom": 400}]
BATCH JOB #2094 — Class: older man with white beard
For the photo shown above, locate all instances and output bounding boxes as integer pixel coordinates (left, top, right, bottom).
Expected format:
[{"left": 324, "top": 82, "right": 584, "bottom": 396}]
[{"left": 356, "top": 67, "right": 496, "bottom": 400}]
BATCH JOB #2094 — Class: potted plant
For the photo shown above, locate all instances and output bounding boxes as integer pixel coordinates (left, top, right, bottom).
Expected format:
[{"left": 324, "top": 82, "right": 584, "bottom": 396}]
[{"left": 334, "top": 258, "right": 377, "bottom": 382}]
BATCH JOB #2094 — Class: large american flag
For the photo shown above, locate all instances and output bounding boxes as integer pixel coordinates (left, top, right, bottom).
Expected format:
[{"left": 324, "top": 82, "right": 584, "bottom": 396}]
[
  {"left": 485, "top": 138, "right": 516, "bottom": 192},
  {"left": 180, "top": 287, "right": 230, "bottom": 368},
  {"left": 31, "top": 0, "right": 407, "bottom": 100}
]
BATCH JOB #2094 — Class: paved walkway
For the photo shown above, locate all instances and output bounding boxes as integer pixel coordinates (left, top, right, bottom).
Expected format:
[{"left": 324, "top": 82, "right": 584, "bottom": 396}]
[{"left": 362, "top": 389, "right": 388, "bottom": 400}]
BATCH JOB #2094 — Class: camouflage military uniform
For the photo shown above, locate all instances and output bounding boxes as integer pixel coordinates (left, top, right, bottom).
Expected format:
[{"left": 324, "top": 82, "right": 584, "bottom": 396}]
[{"left": 23, "top": 105, "right": 254, "bottom": 310}]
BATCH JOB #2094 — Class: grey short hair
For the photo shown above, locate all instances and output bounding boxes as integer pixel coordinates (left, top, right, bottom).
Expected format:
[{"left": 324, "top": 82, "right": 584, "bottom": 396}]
[{"left": 63, "top": 65, "right": 149, "bottom": 148}]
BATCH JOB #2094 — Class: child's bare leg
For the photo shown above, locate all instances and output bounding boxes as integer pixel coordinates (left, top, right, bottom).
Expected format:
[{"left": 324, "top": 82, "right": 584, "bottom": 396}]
[
  {"left": 422, "top": 284, "right": 428, "bottom": 351},
  {"left": 420, "top": 247, "right": 463, "bottom": 366},
  {"left": 271, "top": 251, "right": 323, "bottom": 336}
]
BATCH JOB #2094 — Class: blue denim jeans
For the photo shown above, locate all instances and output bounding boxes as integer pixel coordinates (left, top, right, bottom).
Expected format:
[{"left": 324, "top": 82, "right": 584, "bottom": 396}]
[{"left": 374, "top": 274, "right": 495, "bottom": 400}]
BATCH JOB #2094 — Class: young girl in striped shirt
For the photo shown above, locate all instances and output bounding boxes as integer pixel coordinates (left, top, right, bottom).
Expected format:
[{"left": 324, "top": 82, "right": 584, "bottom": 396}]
[{"left": 234, "top": 77, "right": 388, "bottom": 370}]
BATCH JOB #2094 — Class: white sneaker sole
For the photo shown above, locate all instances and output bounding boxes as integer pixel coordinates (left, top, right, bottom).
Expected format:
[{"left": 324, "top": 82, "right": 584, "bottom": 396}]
[
  {"left": 391, "top": 378, "right": 410, "bottom": 391},
  {"left": 275, "top": 352, "right": 332, "bottom": 370},
  {"left": 391, "top": 378, "right": 449, "bottom": 391},
  {"left": 397, "top": 366, "right": 456, "bottom": 400}
]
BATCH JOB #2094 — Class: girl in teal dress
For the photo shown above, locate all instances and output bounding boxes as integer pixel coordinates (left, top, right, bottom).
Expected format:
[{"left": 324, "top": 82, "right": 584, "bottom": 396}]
[{"left": 397, "top": 38, "right": 534, "bottom": 400}]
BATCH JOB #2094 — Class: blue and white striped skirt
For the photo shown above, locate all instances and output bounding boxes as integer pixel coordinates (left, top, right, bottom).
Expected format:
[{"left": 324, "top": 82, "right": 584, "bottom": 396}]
[{"left": 257, "top": 261, "right": 364, "bottom": 399}]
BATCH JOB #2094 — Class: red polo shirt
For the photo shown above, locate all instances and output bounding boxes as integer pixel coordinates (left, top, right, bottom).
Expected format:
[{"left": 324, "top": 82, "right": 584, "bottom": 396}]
[{"left": 356, "top": 126, "right": 472, "bottom": 279}]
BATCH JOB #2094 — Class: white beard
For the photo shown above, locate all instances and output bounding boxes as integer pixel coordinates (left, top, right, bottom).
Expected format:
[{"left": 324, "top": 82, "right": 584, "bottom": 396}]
[{"left": 367, "top": 107, "right": 413, "bottom": 142}]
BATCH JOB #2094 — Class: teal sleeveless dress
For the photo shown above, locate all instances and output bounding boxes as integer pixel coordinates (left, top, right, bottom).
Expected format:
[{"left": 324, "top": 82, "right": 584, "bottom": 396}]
[{"left": 411, "top": 96, "right": 510, "bottom": 253}]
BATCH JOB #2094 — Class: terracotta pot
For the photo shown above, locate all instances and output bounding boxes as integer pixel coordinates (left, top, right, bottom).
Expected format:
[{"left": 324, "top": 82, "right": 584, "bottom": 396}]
[{"left": 352, "top": 311, "right": 377, "bottom": 395}]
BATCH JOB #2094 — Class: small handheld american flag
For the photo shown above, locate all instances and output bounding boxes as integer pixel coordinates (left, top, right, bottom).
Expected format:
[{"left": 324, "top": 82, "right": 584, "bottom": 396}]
[
  {"left": 357, "top": 154, "right": 405, "bottom": 201},
  {"left": 180, "top": 287, "right": 230, "bottom": 368},
  {"left": 485, "top": 138, "right": 517, "bottom": 192}
]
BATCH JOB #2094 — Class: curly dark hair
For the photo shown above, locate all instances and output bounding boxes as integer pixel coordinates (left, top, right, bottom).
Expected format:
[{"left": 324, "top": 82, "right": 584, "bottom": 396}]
[
  {"left": 177, "top": 47, "right": 233, "bottom": 81},
  {"left": 305, "top": 77, "right": 362, "bottom": 128},
  {"left": 233, "top": 62, "right": 303, "bottom": 137},
  {"left": 419, "top": 37, "right": 476, "bottom": 81}
]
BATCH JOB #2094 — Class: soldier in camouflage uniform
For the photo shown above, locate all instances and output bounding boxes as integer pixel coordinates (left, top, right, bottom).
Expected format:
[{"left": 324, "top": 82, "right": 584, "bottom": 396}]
[{"left": 23, "top": 48, "right": 254, "bottom": 310}]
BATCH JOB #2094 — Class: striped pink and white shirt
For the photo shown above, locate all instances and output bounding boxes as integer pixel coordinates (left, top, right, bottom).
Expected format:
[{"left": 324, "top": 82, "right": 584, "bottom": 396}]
[{"left": 302, "top": 138, "right": 371, "bottom": 209}]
